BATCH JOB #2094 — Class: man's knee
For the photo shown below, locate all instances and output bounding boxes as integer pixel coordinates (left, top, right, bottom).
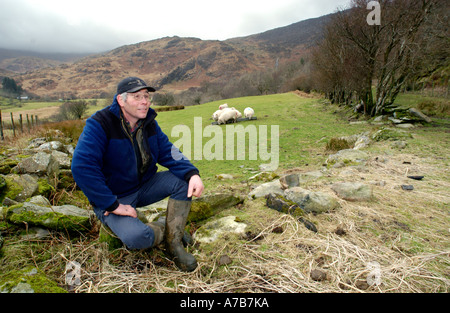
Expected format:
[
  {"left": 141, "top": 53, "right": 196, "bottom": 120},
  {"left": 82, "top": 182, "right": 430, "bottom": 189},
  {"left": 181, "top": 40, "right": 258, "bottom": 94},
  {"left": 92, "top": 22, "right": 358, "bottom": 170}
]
[
  {"left": 112, "top": 220, "right": 155, "bottom": 250},
  {"left": 171, "top": 177, "right": 190, "bottom": 201},
  {"left": 121, "top": 227, "right": 155, "bottom": 250}
]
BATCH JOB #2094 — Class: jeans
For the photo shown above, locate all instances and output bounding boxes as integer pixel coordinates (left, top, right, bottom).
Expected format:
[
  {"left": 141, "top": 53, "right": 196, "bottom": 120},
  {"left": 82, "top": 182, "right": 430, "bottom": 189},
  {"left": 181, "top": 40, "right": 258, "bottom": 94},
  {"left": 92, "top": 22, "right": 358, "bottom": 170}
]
[{"left": 93, "top": 171, "right": 190, "bottom": 250}]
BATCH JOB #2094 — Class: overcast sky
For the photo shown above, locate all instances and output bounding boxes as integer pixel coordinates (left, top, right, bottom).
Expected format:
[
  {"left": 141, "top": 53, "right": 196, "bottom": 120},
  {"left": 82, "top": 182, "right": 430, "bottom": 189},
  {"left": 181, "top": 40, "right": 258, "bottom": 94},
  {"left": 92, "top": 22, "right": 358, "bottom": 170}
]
[{"left": 0, "top": 0, "right": 350, "bottom": 54}]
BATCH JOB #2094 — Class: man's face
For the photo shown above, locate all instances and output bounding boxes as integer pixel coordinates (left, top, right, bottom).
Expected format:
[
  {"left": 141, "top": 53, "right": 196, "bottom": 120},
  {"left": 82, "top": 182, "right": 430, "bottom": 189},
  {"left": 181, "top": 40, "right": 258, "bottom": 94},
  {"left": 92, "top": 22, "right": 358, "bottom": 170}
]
[{"left": 118, "top": 90, "right": 151, "bottom": 125}]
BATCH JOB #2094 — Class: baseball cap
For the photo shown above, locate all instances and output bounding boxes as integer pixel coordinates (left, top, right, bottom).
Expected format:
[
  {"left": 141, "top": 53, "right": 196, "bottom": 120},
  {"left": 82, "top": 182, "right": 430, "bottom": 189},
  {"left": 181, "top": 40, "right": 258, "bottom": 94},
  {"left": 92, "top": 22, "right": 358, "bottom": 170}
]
[{"left": 117, "top": 77, "right": 156, "bottom": 94}]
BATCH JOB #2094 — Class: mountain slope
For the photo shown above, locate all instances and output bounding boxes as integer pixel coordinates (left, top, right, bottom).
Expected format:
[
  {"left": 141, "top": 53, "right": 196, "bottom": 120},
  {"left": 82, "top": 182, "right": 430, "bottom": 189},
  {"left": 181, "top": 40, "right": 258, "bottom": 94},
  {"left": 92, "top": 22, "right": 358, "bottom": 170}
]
[{"left": 11, "top": 14, "right": 331, "bottom": 99}]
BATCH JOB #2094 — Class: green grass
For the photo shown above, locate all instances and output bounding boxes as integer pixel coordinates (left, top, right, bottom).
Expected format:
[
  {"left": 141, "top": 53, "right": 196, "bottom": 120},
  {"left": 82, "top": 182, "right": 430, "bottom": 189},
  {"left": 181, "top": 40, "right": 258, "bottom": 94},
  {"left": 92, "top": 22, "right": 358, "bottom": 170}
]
[{"left": 153, "top": 93, "right": 370, "bottom": 190}]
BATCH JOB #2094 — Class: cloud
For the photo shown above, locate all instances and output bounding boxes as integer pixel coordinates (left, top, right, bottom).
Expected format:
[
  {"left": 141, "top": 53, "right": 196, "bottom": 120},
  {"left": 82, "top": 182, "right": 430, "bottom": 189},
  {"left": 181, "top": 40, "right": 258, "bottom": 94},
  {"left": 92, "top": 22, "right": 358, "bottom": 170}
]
[{"left": 0, "top": 0, "right": 350, "bottom": 53}]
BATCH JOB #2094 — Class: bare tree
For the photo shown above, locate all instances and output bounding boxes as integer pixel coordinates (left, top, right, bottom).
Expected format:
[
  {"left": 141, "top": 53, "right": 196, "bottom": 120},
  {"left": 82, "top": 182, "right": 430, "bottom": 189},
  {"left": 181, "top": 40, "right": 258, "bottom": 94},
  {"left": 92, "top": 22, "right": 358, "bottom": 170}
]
[
  {"left": 58, "top": 100, "right": 88, "bottom": 120},
  {"left": 312, "top": 0, "right": 442, "bottom": 116}
]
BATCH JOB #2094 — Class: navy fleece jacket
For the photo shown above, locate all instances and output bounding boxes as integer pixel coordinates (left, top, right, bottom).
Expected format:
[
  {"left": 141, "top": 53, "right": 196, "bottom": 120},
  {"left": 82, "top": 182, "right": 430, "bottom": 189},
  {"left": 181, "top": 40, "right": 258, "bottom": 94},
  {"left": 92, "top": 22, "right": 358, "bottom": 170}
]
[{"left": 71, "top": 96, "right": 199, "bottom": 212}]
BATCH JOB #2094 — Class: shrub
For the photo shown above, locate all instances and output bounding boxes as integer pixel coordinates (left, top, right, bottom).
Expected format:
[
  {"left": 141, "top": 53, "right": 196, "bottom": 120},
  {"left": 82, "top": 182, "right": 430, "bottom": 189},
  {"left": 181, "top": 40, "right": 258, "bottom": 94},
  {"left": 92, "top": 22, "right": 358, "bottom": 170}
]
[
  {"left": 326, "top": 138, "right": 351, "bottom": 152},
  {"left": 417, "top": 100, "right": 450, "bottom": 117}
]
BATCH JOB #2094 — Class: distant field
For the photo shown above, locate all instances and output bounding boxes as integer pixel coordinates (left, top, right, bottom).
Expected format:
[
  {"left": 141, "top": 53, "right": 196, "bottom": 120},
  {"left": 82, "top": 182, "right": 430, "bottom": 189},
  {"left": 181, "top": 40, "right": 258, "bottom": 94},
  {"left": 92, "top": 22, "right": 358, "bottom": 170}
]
[{"left": 0, "top": 99, "right": 108, "bottom": 122}]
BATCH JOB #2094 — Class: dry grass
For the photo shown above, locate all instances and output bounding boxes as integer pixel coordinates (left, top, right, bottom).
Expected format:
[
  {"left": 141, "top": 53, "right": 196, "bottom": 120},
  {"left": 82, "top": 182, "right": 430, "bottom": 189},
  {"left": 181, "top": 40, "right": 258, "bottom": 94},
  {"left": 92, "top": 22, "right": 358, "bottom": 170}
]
[
  {"left": 60, "top": 204, "right": 448, "bottom": 293},
  {"left": 57, "top": 145, "right": 449, "bottom": 293},
  {"left": 4, "top": 137, "right": 442, "bottom": 294}
]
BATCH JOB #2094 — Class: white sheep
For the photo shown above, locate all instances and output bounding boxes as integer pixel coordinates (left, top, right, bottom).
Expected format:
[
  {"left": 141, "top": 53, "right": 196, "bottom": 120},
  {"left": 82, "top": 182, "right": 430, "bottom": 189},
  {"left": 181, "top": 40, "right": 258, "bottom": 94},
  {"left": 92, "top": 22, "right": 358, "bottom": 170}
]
[
  {"left": 217, "top": 108, "right": 239, "bottom": 125},
  {"left": 219, "top": 103, "right": 229, "bottom": 110},
  {"left": 212, "top": 109, "right": 222, "bottom": 121},
  {"left": 231, "top": 107, "right": 242, "bottom": 118},
  {"left": 244, "top": 107, "right": 254, "bottom": 119}
]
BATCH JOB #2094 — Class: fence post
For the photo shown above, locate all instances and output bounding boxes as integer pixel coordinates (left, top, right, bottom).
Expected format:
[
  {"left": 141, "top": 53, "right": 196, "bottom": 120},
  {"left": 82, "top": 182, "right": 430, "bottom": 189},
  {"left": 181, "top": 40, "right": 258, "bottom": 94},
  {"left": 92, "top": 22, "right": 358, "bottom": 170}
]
[
  {"left": 19, "top": 114, "right": 23, "bottom": 133},
  {"left": 0, "top": 109, "right": 4, "bottom": 141},
  {"left": 27, "top": 114, "right": 30, "bottom": 132},
  {"left": 10, "top": 112, "right": 16, "bottom": 137}
]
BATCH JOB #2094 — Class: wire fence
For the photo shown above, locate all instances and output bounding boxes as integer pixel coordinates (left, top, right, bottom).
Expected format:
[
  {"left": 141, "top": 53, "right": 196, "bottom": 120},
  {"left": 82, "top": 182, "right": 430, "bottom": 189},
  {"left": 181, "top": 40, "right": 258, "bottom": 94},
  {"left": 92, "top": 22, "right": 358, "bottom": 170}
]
[{"left": 0, "top": 109, "right": 40, "bottom": 141}]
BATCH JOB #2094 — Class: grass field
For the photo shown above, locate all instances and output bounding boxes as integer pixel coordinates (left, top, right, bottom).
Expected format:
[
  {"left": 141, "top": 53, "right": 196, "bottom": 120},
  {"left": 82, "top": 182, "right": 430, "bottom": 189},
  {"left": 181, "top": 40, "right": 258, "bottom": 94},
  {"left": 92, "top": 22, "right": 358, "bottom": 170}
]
[
  {"left": 1, "top": 91, "right": 449, "bottom": 293},
  {"left": 155, "top": 93, "right": 370, "bottom": 190}
]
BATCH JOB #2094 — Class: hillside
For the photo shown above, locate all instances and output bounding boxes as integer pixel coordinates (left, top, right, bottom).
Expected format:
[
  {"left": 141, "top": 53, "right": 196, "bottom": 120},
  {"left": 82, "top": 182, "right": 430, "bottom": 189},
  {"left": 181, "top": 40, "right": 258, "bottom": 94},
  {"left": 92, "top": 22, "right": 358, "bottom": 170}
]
[
  {"left": 0, "top": 48, "right": 92, "bottom": 74},
  {"left": 7, "top": 15, "right": 330, "bottom": 99}
]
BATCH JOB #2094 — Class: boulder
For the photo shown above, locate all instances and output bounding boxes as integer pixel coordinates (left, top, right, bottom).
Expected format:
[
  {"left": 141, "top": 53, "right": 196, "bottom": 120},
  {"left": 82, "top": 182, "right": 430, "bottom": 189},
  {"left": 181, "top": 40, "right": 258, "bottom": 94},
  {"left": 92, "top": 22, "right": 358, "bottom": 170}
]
[
  {"left": 353, "top": 135, "right": 370, "bottom": 150},
  {"left": 0, "top": 159, "right": 20, "bottom": 175},
  {"left": 284, "top": 187, "right": 340, "bottom": 214},
  {"left": 14, "top": 152, "right": 60, "bottom": 177},
  {"left": 279, "top": 171, "right": 323, "bottom": 189},
  {"left": 194, "top": 216, "right": 247, "bottom": 243},
  {"left": 331, "top": 182, "right": 374, "bottom": 201},
  {"left": 265, "top": 193, "right": 318, "bottom": 232},
  {"left": 6, "top": 202, "right": 92, "bottom": 233},
  {"left": 0, "top": 266, "right": 66, "bottom": 293},
  {"left": 409, "top": 108, "right": 432, "bottom": 123},
  {"left": 326, "top": 149, "right": 369, "bottom": 167},
  {"left": 265, "top": 193, "right": 305, "bottom": 217},
  {"left": 51, "top": 151, "right": 71, "bottom": 169},
  {"left": 36, "top": 141, "right": 65, "bottom": 152},
  {"left": 248, "top": 180, "right": 284, "bottom": 198},
  {"left": 189, "top": 193, "right": 245, "bottom": 223},
  {"left": 371, "top": 127, "right": 412, "bottom": 142},
  {"left": 1, "top": 174, "right": 38, "bottom": 203},
  {"left": 27, "top": 137, "right": 47, "bottom": 148},
  {"left": 248, "top": 172, "right": 279, "bottom": 182}
]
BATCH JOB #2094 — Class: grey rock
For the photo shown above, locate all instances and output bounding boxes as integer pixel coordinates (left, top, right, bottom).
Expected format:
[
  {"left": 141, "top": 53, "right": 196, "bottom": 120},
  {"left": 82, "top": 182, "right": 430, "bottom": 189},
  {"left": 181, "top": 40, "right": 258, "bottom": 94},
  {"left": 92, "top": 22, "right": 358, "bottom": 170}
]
[
  {"left": 194, "top": 216, "right": 247, "bottom": 243},
  {"left": 36, "top": 141, "right": 64, "bottom": 152},
  {"left": 7, "top": 202, "right": 91, "bottom": 232},
  {"left": 14, "top": 152, "right": 60, "bottom": 177},
  {"left": 409, "top": 108, "right": 432, "bottom": 123},
  {"left": 249, "top": 180, "right": 284, "bottom": 198},
  {"left": 284, "top": 187, "right": 340, "bottom": 214},
  {"left": 3, "top": 174, "right": 38, "bottom": 202},
  {"left": 326, "top": 149, "right": 368, "bottom": 167},
  {"left": 331, "top": 182, "right": 373, "bottom": 201},
  {"left": 51, "top": 150, "right": 71, "bottom": 169}
]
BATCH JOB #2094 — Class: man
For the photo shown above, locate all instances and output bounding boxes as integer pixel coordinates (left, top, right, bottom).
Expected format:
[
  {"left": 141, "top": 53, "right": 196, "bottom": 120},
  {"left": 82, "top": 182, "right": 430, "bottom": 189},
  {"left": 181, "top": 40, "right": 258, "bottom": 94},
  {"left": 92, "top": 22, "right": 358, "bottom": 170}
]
[{"left": 71, "top": 77, "right": 204, "bottom": 272}]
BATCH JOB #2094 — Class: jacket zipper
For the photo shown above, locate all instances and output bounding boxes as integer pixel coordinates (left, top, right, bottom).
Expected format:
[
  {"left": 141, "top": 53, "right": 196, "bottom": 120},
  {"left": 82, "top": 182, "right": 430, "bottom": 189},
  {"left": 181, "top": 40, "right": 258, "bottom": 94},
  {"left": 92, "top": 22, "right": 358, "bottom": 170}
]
[{"left": 121, "top": 118, "right": 141, "bottom": 181}]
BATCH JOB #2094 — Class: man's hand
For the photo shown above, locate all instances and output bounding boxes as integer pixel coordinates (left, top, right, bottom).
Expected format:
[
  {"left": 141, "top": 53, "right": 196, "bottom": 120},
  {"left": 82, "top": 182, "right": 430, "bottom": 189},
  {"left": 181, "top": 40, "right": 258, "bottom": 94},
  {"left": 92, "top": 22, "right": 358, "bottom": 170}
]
[
  {"left": 104, "top": 204, "right": 137, "bottom": 218},
  {"left": 188, "top": 174, "right": 204, "bottom": 198}
]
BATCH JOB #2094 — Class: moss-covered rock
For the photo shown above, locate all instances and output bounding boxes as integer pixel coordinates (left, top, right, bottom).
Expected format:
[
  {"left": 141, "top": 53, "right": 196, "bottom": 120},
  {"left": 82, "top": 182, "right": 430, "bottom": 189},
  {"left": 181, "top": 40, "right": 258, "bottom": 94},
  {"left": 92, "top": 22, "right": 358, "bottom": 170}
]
[
  {"left": 194, "top": 216, "right": 247, "bottom": 243},
  {"left": 0, "top": 266, "right": 67, "bottom": 293},
  {"left": 265, "top": 193, "right": 305, "bottom": 217},
  {"left": 98, "top": 224, "right": 123, "bottom": 250},
  {"left": 0, "top": 174, "right": 38, "bottom": 203},
  {"left": 37, "top": 178, "right": 55, "bottom": 198},
  {"left": 284, "top": 187, "right": 340, "bottom": 214},
  {"left": 326, "top": 149, "right": 369, "bottom": 168},
  {"left": 371, "top": 127, "right": 413, "bottom": 141},
  {"left": 0, "top": 175, "right": 6, "bottom": 192},
  {"left": 189, "top": 193, "right": 244, "bottom": 223},
  {"left": 57, "top": 169, "right": 75, "bottom": 189},
  {"left": 6, "top": 202, "right": 92, "bottom": 233},
  {"left": 0, "top": 159, "right": 19, "bottom": 175}
]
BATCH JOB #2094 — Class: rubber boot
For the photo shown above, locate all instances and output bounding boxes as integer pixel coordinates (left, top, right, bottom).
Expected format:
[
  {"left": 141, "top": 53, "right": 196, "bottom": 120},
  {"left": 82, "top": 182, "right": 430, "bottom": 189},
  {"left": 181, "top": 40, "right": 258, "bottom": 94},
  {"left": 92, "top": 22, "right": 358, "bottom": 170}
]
[
  {"left": 165, "top": 198, "right": 197, "bottom": 272},
  {"left": 156, "top": 216, "right": 193, "bottom": 247},
  {"left": 147, "top": 220, "right": 165, "bottom": 247}
]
